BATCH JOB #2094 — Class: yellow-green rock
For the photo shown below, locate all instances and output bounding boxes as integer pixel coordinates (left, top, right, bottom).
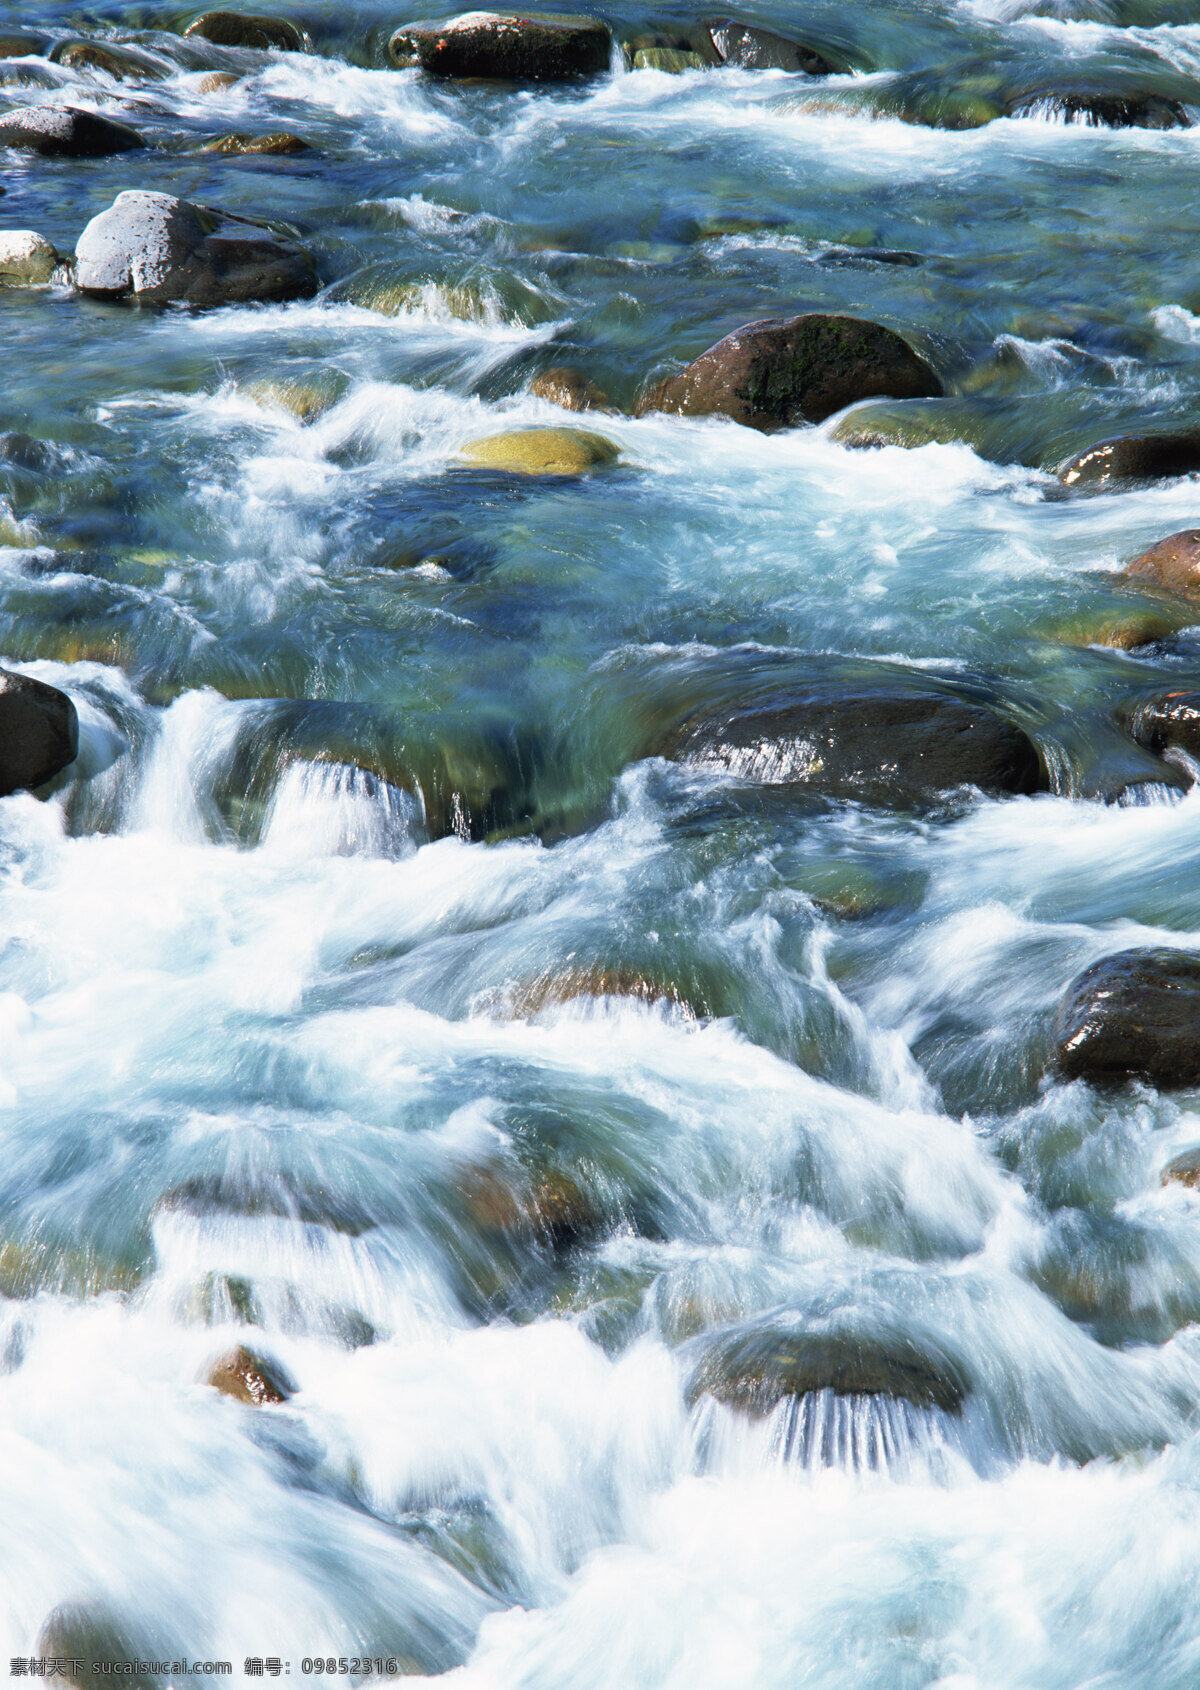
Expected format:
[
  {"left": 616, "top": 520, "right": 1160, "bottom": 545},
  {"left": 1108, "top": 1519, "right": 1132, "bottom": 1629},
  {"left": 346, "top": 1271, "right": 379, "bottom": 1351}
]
[
  {"left": 201, "top": 131, "right": 309, "bottom": 156},
  {"left": 458, "top": 427, "right": 619, "bottom": 476},
  {"left": 632, "top": 47, "right": 706, "bottom": 72}
]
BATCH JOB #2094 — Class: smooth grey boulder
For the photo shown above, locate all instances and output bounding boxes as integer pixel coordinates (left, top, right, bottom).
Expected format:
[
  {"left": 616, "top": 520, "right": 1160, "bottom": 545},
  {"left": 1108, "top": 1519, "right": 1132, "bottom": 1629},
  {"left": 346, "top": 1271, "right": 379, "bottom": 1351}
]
[
  {"left": 0, "top": 104, "right": 143, "bottom": 157},
  {"left": 74, "top": 190, "right": 318, "bottom": 306},
  {"left": 0, "top": 668, "right": 78, "bottom": 797}
]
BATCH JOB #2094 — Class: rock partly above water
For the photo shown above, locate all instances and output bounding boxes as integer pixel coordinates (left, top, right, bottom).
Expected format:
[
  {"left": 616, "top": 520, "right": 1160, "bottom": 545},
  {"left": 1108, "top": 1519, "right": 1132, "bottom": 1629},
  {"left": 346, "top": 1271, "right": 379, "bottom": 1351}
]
[
  {"left": 184, "top": 10, "right": 308, "bottom": 51},
  {"left": 74, "top": 190, "right": 318, "bottom": 307},
  {"left": 388, "top": 12, "right": 612, "bottom": 80},
  {"left": 1125, "top": 690, "right": 1200, "bottom": 767},
  {"left": 1123, "top": 529, "right": 1200, "bottom": 594},
  {"left": 48, "top": 38, "right": 172, "bottom": 81},
  {"left": 650, "top": 681, "right": 1044, "bottom": 806},
  {"left": 205, "top": 1343, "right": 295, "bottom": 1405},
  {"left": 0, "top": 230, "right": 56, "bottom": 284},
  {"left": 0, "top": 104, "right": 143, "bottom": 157},
  {"left": 1052, "top": 948, "right": 1200, "bottom": 1087},
  {"left": 0, "top": 667, "right": 79, "bottom": 797},
  {"left": 37, "top": 1606, "right": 167, "bottom": 1690},
  {"left": 530, "top": 366, "right": 612, "bottom": 411},
  {"left": 201, "top": 131, "right": 310, "bottom": 155},
  {"left": 1058, "top": 433, "right": 1200, "bottom": 488},
  {"left": 636, "top": 313, "right": 943, "bottom": 430},
  {"left": 1005, "top": 87, "right": 1190, "bottom": 127},
  {"left": 704, "top": 17, "right": 839, "bottom": 74},
  {"left": 459, "top": 427, "right": 619, "bottom": 474},
  {"left": 688, "top": 1321, "right": 967, "bottom": 1414}
]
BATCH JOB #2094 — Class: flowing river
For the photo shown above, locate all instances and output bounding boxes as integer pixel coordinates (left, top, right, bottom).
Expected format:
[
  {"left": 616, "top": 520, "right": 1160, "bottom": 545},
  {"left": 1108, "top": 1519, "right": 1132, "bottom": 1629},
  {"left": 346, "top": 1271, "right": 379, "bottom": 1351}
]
[{"left": 6, "top": 0, "right": 1200, "bottom": 1683}]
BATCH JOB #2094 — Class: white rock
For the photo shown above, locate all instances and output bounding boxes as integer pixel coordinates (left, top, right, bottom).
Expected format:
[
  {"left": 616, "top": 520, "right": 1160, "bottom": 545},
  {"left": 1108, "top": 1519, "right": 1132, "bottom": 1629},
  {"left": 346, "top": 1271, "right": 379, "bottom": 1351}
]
[{"left": 0, "top": 230, "right": 56, "bottom": 285}]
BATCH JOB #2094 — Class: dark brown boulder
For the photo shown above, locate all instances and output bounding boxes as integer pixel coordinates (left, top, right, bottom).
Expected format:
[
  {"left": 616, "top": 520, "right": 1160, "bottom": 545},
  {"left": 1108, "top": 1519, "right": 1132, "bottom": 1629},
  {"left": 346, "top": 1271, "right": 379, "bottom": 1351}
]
[
  {"left": 1125, "top": 691, "right": 1200, "bottom": 766},
  {"left": 636, "top": 313, "right": 942, "bottom": 431},
  {"left": 206, "top": 1343, "right": 294, "bottom": 1405},
  {"left": 688, "top": 1322, "right": 966, "bottom": 1415},
  {"left": 1123, "top": 529, "right": 1200, "bottom": 594},
  {"left": 651, "top": 682, "right": 1044, "bottom": 807},
  {"left": 0, "top": 104, "right": 142, "bottom": 157},
  {"left": 703, "top": 17, "right": 838, "bottom": 75},
  {"left": 1052, "top": 949, "right": 1200, "bottom": 1087},
  {"left": 0, "top": 668, "right": 78, "bottom": 797},
  {"left": 388, "top": 12, "right": 612, "bottom": 80},
  {"left": 1058, "top": 434, "right": 1200, "bottom": 488},
  {"left": 184, "top": 10, "right": 307, "bottom": 51},
  {"left": 0, "top": 32, "right": 51, "bottom": 59},
  {"left": 530, "top": 365, "right": 612, "bottom": 412}
]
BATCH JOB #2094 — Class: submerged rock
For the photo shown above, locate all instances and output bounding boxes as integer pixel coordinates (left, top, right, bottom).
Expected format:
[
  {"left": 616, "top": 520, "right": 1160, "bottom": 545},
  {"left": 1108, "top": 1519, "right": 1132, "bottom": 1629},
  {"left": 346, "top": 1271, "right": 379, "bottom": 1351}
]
[
  {"left": 703, "top": 17, "right": 839, "bottom": 75},
  {"left": 688, "top": 1322, "right": 967, "bottom": 1415},
  {"left": 636, "top": 313, "right": 942, "bottom": 430},
  {"left": 0, "top": 667, "right": 79, "bottom": 796},
  {"left": 502, "top": 964, "right": 695, "bottom": 1018},
  {"left": 74, "top": 190, "right": 318, "bottom": 307},
  {"left": 1123, "top": 529, "right": 1200, "bottom": 595},
  {"left": 201, "top": 130, "right": 310, "bottom": 155},
  {"left": 1058, "top": 434, "right": 1200, "bottom": 488},
  {"left": 632, "top": 46, "right": 708, "bottom": 72},
  {"left": 1163, "top": 1149, "right": 1200, "bottom": 1188},
  {"left": 0, "top": 31, "right": 50, "bottom": 59},
  {"left": 1052, "top": 949, "right": 1200, "bottom": 1087},
  {"left": 531, "top": 366, "right": 613, "bottom": 411},
  {"left": 1006, "top": 88, "right": 1189, "bottom": 128},
  {"left": 197, "top": 69, "right": 242, "bottom": 92},
  {"left": 459, "top": 427, "right": 619, "bottom": 474},
  {"left": 243, "top": 368, "right": 348, "bottom": 421},
  {"left": 651, "top": 680, "right": 1044, "bottom": 807},
  {"left": 0, "top": 230, "right": 56, "bottom": 284},
  {"left": 49, "top": 38, "right": 171, "bottom": 81},
  {"left": 184, "top": 10, "right": 307, "bottom": 51},
  {"left": 388, "top": 12, "right": 612, "bottom": 80},
  {"left": 37, "top": 1606, "right": 166, "bottom": 1690},
  {"left": 205, "top": 1343, "right": 294, "bottom": 1405},
  {"left": 0, "top": 104, "right": 143, "bottom": 157},
  {"left": 457, "top": 1161, "right": 606, "bottom": 1251}
]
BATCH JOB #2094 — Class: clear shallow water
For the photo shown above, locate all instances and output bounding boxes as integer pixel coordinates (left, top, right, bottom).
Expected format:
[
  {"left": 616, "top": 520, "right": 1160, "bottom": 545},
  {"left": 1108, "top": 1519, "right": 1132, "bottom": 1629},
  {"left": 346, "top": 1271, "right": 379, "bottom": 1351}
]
[{"left": 7, "top": 0, "right": 1200, "bottom": 1682}]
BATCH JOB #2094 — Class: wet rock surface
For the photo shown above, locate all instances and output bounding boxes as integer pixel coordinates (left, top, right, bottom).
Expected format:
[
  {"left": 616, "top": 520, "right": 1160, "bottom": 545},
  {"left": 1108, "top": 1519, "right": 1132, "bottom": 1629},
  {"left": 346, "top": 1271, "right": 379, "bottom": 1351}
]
[
  {"left": 1123, "top": 529, "right": 1200, "bottom": 594},
  {"left": 184, "top": 10, "right": 307, "bottom": 52},
  {"left": 459, "top": 427, "right": 619, "bottom": 474},
  {"left": 0, "top": 667, "right": 79, "bottom": 797},
  {"left": 530, "top": 365, "right": 612, "bottom": 411},
  {"left": 649, "top": 678, "right": 1044, "bottom": 807},
  {"left": 388, "top": 12, "right": 612, "bottom": 80},
  {"left": 205, "top": 1343, "right": 295, "bottom": 1405},
  {"left": 0, "top": 104, "right": 143, "bottom": 157},
  {"left": 0, "top": 230, "right": 56, "bottom": 284},
  {"left": 688, "top": 1321, "right": 967, "bottom": 1415},
  {"left": 703, "top": 18, "right": 840, "bottom": 75},
  {"left": 1058, "top": 433, "right": 1200, "bottom": 488},
  {"left": 1052, "top": 949, "right": 1200, "bottom": 1087},
  {"left": 74, "top": 190, "right": 318, "bottom": 307},
  {"left": 636, "top": 313, "right": 943, "bottom": 430}
]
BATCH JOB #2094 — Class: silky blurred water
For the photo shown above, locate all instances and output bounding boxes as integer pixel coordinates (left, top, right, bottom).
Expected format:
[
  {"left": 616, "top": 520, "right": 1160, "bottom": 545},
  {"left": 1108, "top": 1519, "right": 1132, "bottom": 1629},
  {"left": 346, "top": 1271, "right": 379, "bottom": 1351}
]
[{"left": 6, "top": 0, "right": 1200, "bottom": 1683}]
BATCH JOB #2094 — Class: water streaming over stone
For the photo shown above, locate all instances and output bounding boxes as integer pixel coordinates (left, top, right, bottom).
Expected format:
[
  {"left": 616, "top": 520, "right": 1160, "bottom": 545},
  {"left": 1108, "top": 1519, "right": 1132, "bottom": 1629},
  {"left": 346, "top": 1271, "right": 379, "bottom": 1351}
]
[{"left": 5, "top": 0, "right": 1200, "bottom": 1683}]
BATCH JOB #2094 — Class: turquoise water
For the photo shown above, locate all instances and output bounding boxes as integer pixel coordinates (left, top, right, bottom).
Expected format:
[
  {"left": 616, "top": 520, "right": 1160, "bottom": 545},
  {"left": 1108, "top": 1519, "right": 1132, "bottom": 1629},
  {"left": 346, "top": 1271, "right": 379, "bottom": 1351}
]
[{"left": 6, "top": 2, "right": 1200, "bottom": 1683}]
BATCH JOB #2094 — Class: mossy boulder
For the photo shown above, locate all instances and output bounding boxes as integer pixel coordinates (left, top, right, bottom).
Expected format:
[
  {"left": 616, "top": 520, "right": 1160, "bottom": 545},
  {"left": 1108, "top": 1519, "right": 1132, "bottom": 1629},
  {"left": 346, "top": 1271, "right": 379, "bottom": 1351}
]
[
  {"left": 1052, "top": 949, "right": 1200, "bottom": 1087},
  {"left": 636, "top": 313, "right": 942, "bottom": 430},
  {"left": 388, "top": 12, "right": 612, "bottom": 80},
  {"left": 185, "top": 10, "right": 307, "bottom": 51},
  {"left": 458, "top": 427, "right": 619, "bottom": 475},
  {"left": 201, "top": 130, "right": 309, "bottom": 155}
]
